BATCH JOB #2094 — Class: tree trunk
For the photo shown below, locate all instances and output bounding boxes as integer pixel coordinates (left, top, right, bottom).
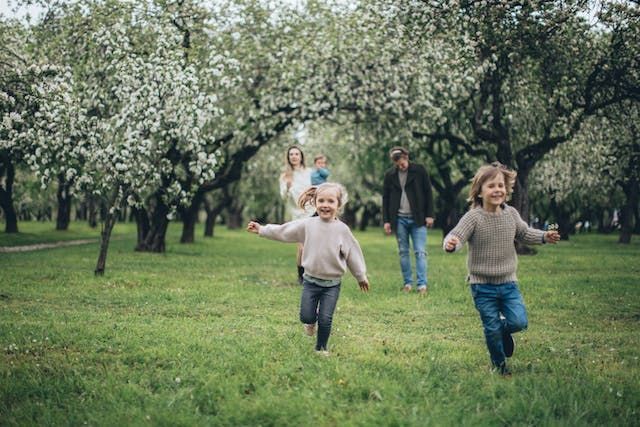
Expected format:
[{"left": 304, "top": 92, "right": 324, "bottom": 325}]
[
  {"left": 204, "top": 211, "right": 218, "bottom": 237},
  {"left": 511, "top": 166, "right": 537, "bottom": 254},
  {"left": 342, "top": 205, "right": 357, "bottom": 229},
  {"left": 549, "top": 197, "right": 571, "bottom": 241},
  {"left": 0, "top": 157, "right": 18, "bottom": 233},
  {"left": 95, "top": 212, "right": 117, "bottom": 276},
  {"left": 133, "top": 206, "right": 150, "bottom": 248},
  {"left": 180, "top": 191, "right": 204, "bottom": 243},
  {"left": 56, "top": 174, "right": 72, "bottom": 231},
  {"left": 88, "top": 196, "right": 98, "bottom": 228},
  {"left": 203, "top": 194, "right": 228, "bottom": 237},
  {"left": 359, "top": 202, "right": 379, "bottom": 231},
  {"left": 136, "top": 195, "right": 169, "bottom": 253},
  {"left": 618, "top": 177, "right": 638, "bottom": 244},
  {"left": 226, "top": 206, "right": 244, "bottom": 229},
  {"left": 437, "top": 191, "right": 462, "bottom": 238},
  {"left": 634, "top": 200, "right": 640, "bottom": 234}
]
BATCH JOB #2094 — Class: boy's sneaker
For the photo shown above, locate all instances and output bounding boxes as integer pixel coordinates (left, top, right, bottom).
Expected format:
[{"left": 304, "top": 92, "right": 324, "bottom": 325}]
[
  {"left": 503, "top": 331, "right": 515, "bottom": 358},
  {"left": 402, "top": 284, "right": 412, "bottom": 292},
  {"left": 418, "top": 287, "right": 427, "bottom": 295},
  {"left": 304, "top": 323, "right": 316, "bottom": 336},
  {"left": 315, "top": 350, "right": 330, "bottom": 357},
  {"left": 496, "top": 361, "right": 512, "bottom": 377}
]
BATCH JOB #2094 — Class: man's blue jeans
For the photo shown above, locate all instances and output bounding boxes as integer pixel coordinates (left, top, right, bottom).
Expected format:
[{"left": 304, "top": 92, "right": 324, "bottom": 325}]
[
  {"left": 470, "top": 282, "right": 528, "bottom": 367},
  {"left": 300, "top": 281, "right": 341, "bottom": 351},
  {"left": 396, "top": 216, "right": 427, "bottom": 288}
]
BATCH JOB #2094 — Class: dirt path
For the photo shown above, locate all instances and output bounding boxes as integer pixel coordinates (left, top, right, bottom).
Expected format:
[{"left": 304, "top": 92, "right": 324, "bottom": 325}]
[{"left": 0, "top": 239, "right": 97, "bottom": 253}]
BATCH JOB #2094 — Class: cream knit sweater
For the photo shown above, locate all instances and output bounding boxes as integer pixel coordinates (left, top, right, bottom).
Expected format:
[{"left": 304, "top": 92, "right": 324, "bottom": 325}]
[{"left": 259, "top": 216, "right": 368, "bottom": 283}]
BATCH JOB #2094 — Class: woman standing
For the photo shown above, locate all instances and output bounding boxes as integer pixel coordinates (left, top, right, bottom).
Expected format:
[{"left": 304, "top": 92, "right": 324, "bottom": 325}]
[{"left": 279, "top": 145, "right": 313, "bottom": 283}]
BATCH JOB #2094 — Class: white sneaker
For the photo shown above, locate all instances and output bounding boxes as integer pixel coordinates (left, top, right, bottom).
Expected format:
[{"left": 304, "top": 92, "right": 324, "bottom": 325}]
[
  {"left": 304, "top": 323, "right": 316, "bottom": 336},
  {"left": 315, "top": 349, "right": 330, "bottom": 357}
]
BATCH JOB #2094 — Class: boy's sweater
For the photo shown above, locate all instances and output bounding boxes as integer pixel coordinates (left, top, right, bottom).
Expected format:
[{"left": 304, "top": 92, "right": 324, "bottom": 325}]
[
  {"left": 259, "top": 216, "right": 367, "bottom": 283},
  {"left": 311, "top": 167, "right": 330, "bottom": 185},
  {"left": 445, "top": 205, "right": 545, "bottom": 284}
]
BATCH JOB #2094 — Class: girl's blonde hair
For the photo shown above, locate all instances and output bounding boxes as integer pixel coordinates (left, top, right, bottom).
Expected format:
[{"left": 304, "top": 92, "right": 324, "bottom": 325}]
[
  {"left": 468, "top": 162, "right": 517, "bottom": 208},
  {"left": 297, "top": 182, "right": 349, "bottom": 215}
]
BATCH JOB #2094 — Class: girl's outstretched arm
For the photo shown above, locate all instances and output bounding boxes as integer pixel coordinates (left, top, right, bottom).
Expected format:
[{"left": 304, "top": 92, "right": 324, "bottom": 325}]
[
  {"left": 543, "top": 230, "right": 560, "bottom": 244},
  {"left": 247, "top": 221, "right": 261, "bottom": 234}
]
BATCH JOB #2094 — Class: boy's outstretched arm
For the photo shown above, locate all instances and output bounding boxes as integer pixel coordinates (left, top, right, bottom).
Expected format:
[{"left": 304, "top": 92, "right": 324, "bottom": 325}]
[
  {"left": 247, "top": 221, "right": 262, "bottom": 234},
  {"left": 443, "top": 235, "right": 461, "bottom": 252}
]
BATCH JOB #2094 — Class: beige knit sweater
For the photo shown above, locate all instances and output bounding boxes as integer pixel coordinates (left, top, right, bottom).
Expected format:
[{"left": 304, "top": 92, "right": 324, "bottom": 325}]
[
  {"left": 444, "top": 205, "right": 545, "bottom": 284},
  {"left": 259, "top": 216, "right": 368, "bottom": 283}
]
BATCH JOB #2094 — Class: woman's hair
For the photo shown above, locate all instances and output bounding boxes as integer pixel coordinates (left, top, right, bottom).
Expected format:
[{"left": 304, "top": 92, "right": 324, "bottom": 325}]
[
  {"left": 297, "top": 182, "right": 349, "bottom": 214},
  {"left": 468, "top": 162, "right": 517, "bottom": 208},
  {"left": 283, "top": 145, "right": 306, "bottom": 170}
]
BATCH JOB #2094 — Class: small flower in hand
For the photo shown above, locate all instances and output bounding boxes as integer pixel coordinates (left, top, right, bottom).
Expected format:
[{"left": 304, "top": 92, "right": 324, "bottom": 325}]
[{"left": 545, "top": 223, "right": 560, "bottom": 244}]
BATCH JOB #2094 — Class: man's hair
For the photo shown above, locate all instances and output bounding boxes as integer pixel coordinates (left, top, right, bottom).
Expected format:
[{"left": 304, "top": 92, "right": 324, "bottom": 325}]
[{"left": 389, "top": 146, "right": 409, "bottom": 161}]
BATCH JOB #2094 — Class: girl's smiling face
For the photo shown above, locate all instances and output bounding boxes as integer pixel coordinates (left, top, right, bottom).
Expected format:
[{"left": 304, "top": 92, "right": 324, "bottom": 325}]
[
  {"left": 480, "top": 173, "right": 506, "bottom": 212},
  {"left": 315, "top": 188, "right": 340, "bottom": 221}
]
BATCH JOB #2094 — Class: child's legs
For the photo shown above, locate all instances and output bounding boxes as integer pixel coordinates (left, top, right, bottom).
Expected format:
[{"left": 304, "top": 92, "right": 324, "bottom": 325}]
[
  {"left": 299, "top": 282, "right": 321, "bottom": 325},
  {"left": 410, "top": 224, "right": 428, "bottom": 287},
  {"left": 471, "top": 284, "right": 506, "bottom": 367},
  {"left": 396, "top": 217, "right": 413, "bottom": 285},
  {"left": 499, "top": 282, "right": 528, "bottom": 334},
  {"left": 315, "top": 284, "right": 341, "bottom": 351}
]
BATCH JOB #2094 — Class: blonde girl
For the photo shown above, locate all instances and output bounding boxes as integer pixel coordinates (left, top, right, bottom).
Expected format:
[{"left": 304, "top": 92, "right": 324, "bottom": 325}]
[
  {"left": 279, "top": 145, "right": 313, "bottom": 283},
  {"left": 248, "top": 183, "right": 369, "bottom": 355},
  {"left": 443, "top": 162, "right": 560, "bottom": 376}
]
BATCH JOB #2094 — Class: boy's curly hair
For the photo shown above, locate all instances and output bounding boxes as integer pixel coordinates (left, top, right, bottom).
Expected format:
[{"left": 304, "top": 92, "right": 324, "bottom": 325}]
[{"left": 468, "top": 162, "right": 517, "bottom": 208}]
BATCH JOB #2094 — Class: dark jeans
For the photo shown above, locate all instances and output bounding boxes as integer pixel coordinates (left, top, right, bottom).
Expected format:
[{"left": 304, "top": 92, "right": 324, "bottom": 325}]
[
  {"left": 300, "top": 280, "right": 341, "bottom": 351},
  {"left": 471, "top": 282, "right": 528, "bottom": 367}
]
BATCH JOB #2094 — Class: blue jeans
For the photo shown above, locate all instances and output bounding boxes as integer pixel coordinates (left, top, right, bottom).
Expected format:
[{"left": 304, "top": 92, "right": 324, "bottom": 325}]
[
  {"left": 300, "top": 281, "right": 341, "bottom": 351},
  {"left": 470, "top": 282, "right": 528, "bottom": 367},
  {"left": 396, "top": 216, "right": 427, "bottom": 288}
]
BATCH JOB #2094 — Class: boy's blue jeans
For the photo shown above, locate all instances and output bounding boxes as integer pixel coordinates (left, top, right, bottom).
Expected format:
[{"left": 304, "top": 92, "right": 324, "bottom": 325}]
[
  {"left": 396, "top": 216, "right": 427, "bottom": 288},
  {"left": 300, "top": 281, "right": 341, "bottom": 351},
  {"left": 470, "top": 282, "right": 528, "bottom": 367}
]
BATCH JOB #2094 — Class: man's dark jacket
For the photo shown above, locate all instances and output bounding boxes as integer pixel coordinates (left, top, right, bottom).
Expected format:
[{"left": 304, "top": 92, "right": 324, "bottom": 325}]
[{"left": 382, "top": 163, "right": 434, "bottom": 231}]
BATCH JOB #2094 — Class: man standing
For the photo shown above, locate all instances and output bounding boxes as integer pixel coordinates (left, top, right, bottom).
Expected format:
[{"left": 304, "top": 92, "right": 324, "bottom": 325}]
[{"left": 383, "top": 146, "right": 435, "bottom": 294}]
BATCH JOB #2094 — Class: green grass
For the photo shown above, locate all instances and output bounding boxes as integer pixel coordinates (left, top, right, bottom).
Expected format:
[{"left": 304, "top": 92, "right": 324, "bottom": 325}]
[{"left": 1, "top": 222, "right": 639, "bottom": 426}]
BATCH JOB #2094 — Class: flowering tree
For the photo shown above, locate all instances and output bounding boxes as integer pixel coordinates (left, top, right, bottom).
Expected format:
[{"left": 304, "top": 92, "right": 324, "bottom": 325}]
[
  {"left": 531, "top": 100, "right": 639, "bottom": 244},
  {"left": 8, "top": 7, "right": 220, "bottom": 273},
  {"left": 0, "top": 17, "right": 63, "bottom": 233},
  {"left": 434, "top": 0, "right": 640, "bottom": 233}
]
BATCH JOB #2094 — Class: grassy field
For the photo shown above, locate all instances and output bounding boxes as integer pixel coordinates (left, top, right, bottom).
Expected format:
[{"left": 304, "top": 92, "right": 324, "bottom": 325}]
[{"left": 1, "top": 221, "right": 639, "bottom": 426}]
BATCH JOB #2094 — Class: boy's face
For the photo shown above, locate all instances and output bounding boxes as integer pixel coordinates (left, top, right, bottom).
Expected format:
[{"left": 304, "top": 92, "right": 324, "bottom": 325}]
[
  {"left": 393, "top": 155, "right": 409, "bottom": 171},
  {"left": 480, "top": 173, "right": 506, "bottom": 211},
  {"left": 315, "top": 158, "right": 326, "bottom": 168}
]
